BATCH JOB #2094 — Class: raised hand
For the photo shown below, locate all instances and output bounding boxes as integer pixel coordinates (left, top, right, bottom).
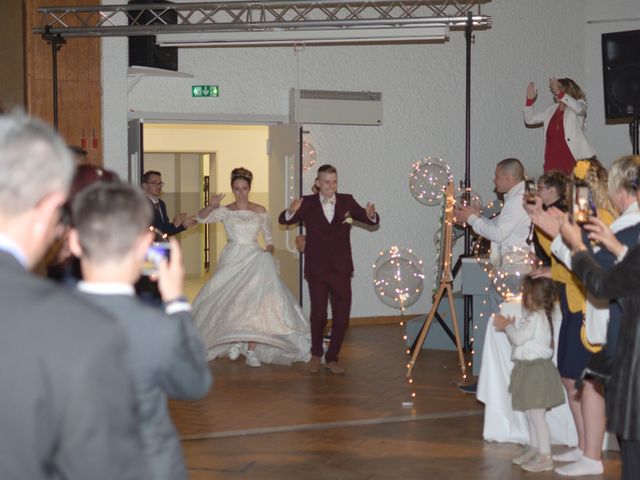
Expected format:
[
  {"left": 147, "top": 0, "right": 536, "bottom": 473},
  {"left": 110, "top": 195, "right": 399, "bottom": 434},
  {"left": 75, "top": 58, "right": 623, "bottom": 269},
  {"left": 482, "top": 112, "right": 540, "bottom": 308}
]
[
  {"left": 287, "top": 197, "right": 303, "bottom": 215},
  {"left": 365, "top": 202, "right": 376, "bottom": 220},
  {"left": 549, "top": 77, "right": 562, "bottom": 97},
  {"left": 209, "top": 193, "right": 225, "bottom": 209},
  {"left": 198, "top": 193, "right": 225, "bottom": 219},
  {"left": 584, "top": 216, "right": 625, "bottom": 257},
  {"left": 156, "top": 237, "right": 185, "bottom": 303},
  {"left": 526, "top": 82, "right": 537, "bottom": 101}
]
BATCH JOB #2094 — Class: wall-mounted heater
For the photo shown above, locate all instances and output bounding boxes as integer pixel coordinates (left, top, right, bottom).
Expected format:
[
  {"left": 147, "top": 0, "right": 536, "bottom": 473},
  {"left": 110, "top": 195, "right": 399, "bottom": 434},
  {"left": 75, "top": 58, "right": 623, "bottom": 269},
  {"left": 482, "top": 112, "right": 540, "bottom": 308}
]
[{"left": 289, "top": 89, "right": 383, "bottom": 126}]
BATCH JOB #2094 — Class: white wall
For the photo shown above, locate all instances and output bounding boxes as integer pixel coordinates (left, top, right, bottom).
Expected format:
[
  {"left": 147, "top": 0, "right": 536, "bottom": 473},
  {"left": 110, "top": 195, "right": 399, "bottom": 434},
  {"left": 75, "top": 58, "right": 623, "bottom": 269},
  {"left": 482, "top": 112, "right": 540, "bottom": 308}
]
[
  {"left": 102, "top": 0, "right": 637, "bottom": 318},
  {"left": 585, "top": 0, "right": 640, "bottom": 164}
]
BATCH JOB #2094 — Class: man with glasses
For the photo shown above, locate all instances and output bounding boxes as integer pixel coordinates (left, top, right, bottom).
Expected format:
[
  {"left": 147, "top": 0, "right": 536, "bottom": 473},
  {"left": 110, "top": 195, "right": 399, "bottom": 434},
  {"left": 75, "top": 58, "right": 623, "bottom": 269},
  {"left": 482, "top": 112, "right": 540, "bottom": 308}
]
[{"left": 141, "top": 170, "right": 196, "bottom": 236}]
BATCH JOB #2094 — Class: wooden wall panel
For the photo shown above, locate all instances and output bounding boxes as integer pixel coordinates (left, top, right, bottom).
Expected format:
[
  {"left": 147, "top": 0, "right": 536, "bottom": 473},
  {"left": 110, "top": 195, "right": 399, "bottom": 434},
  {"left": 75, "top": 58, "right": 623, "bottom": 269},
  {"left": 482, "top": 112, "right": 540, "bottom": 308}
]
[
  {"left": 25, "top": 0, "right": 103, "bottom": 165},
  {"left": 0, "top": 0, "right": 25, "bottom": 111}
]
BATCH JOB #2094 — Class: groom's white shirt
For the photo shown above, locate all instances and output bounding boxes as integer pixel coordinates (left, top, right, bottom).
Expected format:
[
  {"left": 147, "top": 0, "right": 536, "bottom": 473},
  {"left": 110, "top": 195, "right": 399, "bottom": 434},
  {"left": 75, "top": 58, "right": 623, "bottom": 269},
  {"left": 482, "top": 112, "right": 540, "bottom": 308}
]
[{"left": 320, "top": 194, "right": 336, "bottom": 223}]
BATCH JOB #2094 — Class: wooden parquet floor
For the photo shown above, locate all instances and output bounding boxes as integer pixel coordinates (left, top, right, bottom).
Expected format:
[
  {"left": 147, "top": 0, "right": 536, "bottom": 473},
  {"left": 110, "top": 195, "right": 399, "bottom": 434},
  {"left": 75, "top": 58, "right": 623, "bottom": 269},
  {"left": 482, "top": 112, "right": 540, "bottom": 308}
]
[{"left": 169, "top": 324, "right": 621, "bottom": 479}]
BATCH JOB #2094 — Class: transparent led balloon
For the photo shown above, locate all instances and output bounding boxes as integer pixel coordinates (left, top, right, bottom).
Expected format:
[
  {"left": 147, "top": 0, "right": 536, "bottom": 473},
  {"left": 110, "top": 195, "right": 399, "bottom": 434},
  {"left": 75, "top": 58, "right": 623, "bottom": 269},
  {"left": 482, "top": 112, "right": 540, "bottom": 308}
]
[
  {"left": 302, "top": 141, "right": 317, "bottom": 171},
  {"left": 454, "top": 188, "right": 483, "bottom": 211},
  {"left": 433, "top": 227, "right": 458, "bottom": 248},
  {"left": 373, "top": 246, "right": 425, "bottom": 310},
  {"left": 491, "top": 248, "right": 539, "bottom": 301},
  {"left": 409, "top": 157, "right": 453, "bottom": 206}
]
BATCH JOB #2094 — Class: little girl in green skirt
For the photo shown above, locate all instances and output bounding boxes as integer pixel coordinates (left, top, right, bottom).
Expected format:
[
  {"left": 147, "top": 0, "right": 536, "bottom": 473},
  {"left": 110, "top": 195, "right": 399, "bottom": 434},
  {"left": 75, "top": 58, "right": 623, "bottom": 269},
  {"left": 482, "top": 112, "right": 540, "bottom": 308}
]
[{"left": 494, "top": 275, "right": 566, "bottom": 472}]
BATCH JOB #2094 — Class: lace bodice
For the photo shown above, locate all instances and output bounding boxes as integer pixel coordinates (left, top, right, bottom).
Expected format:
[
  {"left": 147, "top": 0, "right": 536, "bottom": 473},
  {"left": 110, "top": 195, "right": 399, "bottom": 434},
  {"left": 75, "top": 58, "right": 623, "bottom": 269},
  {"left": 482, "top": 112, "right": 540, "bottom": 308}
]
[{"left": 198, "top": 206, "right": 272, "bottom": 245}]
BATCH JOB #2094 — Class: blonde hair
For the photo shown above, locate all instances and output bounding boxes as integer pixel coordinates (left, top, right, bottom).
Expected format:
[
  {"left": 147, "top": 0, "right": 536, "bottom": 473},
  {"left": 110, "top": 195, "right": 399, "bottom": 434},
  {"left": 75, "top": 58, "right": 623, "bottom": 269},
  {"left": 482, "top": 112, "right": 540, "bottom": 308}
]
[
  {"left": 608, "top": 155, "right": 640, "bottom": 197},
  {"left": 558, "top": 78, "right": 586, "bottom": 101},
  {"left": 573, "top": 157, "right": 617, "bottom": 219}
]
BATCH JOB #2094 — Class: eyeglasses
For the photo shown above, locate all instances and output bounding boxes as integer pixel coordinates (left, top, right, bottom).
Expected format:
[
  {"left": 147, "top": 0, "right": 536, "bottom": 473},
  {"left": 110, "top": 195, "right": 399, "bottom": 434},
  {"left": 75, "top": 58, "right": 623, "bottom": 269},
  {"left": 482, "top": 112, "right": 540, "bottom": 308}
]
[{"left": 146, "top": 181, "right": 164, "bottom": 186}]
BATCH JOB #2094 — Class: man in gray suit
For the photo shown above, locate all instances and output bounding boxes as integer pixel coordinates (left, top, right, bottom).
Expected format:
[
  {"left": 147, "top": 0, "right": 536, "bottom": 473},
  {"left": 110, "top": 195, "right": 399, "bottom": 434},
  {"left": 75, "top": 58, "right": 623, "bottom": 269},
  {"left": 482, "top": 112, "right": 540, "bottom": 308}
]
[
  {"left": 69, "top": 182, "right": 212, "bottom": 480},
  {"left": 0, "top": 114, "right": 149, "bottom": 479}
]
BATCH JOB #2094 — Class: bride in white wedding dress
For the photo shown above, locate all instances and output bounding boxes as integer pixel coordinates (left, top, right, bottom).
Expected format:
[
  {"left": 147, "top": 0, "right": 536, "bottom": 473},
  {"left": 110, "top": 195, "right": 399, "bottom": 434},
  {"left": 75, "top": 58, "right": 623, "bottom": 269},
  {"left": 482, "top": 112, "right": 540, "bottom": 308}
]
[{"left": 193, "top": 167, "right": 311, "bottom": 367}]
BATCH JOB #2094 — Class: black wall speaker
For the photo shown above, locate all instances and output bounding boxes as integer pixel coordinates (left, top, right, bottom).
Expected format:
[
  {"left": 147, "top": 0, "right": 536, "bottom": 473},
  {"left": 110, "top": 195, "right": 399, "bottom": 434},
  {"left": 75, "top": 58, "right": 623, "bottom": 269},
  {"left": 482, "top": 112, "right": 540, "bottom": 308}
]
[
  {"left": 602, "top": 29, "right": 640, "bottom": 120},
  {"left": 128, "top": 0, "right": 177, "bottom": 72}
]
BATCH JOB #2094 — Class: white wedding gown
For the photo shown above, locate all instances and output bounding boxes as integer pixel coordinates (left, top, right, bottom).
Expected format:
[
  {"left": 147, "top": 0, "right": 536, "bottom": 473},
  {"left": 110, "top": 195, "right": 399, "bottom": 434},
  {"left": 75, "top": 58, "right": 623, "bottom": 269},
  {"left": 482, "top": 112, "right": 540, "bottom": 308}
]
[{"left": 193, "top": 206, "right": 311, "bottom": 365}]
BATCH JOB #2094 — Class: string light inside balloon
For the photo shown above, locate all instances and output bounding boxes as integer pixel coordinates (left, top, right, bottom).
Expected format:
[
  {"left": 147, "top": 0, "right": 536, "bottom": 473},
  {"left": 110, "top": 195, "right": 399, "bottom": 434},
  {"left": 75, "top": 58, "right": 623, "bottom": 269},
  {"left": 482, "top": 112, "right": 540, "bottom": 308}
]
[
  {"left": 409, "top": 157, "right": 452, "bottom": 206},
  {"left": 373, "top": 246, "right": 425, "bottom": 312},
  {"left": 302, "top": 141, "right": 317, "bottom": 171}
]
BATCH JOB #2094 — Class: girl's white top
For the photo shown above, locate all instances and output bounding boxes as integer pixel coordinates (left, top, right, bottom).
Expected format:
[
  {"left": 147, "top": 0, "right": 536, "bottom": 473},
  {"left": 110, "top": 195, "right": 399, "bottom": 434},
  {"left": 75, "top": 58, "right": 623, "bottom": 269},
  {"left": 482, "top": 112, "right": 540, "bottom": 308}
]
[{"left": 503, "top": 309, "right": 554, "bottom": 361}]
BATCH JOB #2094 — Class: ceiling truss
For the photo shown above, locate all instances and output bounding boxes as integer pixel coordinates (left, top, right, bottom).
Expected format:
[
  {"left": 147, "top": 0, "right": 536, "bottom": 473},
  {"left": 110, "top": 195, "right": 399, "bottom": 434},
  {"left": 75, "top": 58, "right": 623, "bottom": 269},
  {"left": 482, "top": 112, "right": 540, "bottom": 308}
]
[{"left": 33, "top": 1, "right": 491, "bottom": 38}]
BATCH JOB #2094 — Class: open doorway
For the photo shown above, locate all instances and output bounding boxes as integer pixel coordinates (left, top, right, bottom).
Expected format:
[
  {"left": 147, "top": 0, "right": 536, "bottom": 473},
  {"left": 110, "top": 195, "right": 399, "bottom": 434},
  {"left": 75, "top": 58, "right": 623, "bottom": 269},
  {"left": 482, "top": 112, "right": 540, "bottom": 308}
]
[{"left": 140, "top": 122, "right": 301, "bottom": 302}]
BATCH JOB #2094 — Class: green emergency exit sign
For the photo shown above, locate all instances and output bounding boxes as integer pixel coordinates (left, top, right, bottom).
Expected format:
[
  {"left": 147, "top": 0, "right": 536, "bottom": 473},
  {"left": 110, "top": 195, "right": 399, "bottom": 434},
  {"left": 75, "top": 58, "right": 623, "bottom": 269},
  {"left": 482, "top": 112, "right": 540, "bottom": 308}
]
[{"left": 192, "top": 85, "right": 219, "bottom": 97}]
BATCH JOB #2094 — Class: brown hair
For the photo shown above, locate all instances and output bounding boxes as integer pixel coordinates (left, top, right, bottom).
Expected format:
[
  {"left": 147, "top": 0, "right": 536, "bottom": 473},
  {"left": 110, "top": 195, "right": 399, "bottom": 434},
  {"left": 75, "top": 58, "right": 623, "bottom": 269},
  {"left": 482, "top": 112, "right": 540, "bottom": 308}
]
[
  {"left": 538, "top": 170, "right": 569, "bottom": 209},
  {"left": 558, "top": 78, "right": 586, "bottom": 101},
  {"left": 522, "top": 275, "right": 557, "bottom": 342},
  {"left": 317, "top": 164, "right": 337, "bottom": 176},
  {"left": 230, "top": 167, "right": 253, "bottom": 188},
  {"left": 141, "top": 170, "right": 162, "bottom": 184}
]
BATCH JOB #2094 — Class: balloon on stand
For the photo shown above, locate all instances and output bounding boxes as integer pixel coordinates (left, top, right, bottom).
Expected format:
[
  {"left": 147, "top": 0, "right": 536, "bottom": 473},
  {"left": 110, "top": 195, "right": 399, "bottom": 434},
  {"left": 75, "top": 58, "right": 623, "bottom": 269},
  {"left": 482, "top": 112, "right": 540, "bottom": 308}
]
[
  {"left": 490, "top": 248, "right": 539, "bottom": 301},
  {"left": 453, "top": 188, "right": 483, "bottom": 225},
  {"left": 454, "top": 188, "right": 483, "bottom": 210},
  {"left": 409, "top": 157, "right": 452, "bottom": 206},
  {"left": 373, "top": 246, "right": 425, "bottom": 311},
  {"left": 302, "top": 141, "right": 317, "bottom": 171}
]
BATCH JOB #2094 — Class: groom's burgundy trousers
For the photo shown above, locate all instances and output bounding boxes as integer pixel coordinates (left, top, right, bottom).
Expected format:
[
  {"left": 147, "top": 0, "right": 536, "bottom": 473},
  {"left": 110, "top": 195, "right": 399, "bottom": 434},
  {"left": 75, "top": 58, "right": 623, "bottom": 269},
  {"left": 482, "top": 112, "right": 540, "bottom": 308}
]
[{"left": 307, "top": 271, "right": 352, "bottom": 363}]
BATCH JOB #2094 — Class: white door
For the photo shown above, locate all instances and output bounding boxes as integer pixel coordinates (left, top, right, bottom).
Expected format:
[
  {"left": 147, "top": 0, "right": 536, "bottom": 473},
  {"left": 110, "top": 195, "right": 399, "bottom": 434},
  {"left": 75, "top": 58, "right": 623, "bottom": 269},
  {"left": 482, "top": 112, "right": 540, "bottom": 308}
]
[
  {"left": 127, "top": 118, "right": 143, "bottom": 184},
  {"left": 268, "top": 123, "right": 302, "bottom": 301}
]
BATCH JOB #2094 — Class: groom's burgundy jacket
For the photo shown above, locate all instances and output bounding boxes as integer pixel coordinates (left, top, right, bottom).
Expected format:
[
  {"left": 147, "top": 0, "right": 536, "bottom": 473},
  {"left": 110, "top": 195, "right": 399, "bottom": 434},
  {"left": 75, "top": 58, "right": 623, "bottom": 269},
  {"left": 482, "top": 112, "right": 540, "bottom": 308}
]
[{"left": 279, "top": 193, "right": 379, "bottom": 277}]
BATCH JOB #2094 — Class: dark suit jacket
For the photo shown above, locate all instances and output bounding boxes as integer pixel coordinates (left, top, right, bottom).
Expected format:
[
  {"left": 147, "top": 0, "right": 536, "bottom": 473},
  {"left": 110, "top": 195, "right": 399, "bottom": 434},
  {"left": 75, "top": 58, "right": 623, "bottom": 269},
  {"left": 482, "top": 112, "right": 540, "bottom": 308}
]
[
  {"left": 574, "top": 244, "right": 640, "bottom": 441},
  {"left": 151, "top": 198, "right": 186, "bottom": 236},
  {"left": 589, "top": 222, "right": 640, "bottom": 356},
  {"left": 279, "top": 193, "right": 379, "bottom": 277},
  {"left": 0, "top": 251, "right": 148, "bottom": 480},
  {"left": 79, "top": 293, "right": 212, "bottom": 480}
]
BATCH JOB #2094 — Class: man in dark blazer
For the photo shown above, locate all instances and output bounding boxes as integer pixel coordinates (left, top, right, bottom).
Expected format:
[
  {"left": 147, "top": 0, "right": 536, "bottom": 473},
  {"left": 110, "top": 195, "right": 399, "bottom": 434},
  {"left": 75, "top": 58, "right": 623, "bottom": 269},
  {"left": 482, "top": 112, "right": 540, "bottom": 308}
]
[
  {"left": 70, "top": 182, "right": 212, "bottom": 480},
  {"left": 0, "top": 114, "right": 149, "bottom": 479},
  {"left": 141, "top": 170, "right": 195, "bottom": 236},
  {"left": 280, "top": 164, "right": 379, "bottom": 374}
]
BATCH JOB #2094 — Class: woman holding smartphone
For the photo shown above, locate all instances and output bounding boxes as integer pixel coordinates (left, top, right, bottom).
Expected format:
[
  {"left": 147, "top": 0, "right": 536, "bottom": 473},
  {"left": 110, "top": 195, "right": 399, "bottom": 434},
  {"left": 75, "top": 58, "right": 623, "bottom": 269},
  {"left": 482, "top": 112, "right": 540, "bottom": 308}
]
[{"left": 527, "top": 158, "right": 617, "bottom": 476}]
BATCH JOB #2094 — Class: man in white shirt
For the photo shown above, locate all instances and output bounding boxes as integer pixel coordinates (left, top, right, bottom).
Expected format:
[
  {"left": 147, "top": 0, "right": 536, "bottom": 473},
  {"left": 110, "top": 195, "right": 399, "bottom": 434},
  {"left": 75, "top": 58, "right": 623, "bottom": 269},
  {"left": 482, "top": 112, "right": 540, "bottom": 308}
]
[
  {"left": 454, "top": 158, "right": 534, "bottom": 395},
  {"left": 455, "top": 157, "right": 534, "bottom": 263}
]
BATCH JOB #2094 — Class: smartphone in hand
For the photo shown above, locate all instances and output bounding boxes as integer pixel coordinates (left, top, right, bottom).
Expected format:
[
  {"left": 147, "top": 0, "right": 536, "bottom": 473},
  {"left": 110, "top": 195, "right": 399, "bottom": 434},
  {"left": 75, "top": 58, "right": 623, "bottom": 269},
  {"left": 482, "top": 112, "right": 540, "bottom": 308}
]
[
  {"left": 141, "top": 241, "right": 171, "bottom": 276},
  {"left": 525, "top": 179, "right": 538, "bottom": 205}
]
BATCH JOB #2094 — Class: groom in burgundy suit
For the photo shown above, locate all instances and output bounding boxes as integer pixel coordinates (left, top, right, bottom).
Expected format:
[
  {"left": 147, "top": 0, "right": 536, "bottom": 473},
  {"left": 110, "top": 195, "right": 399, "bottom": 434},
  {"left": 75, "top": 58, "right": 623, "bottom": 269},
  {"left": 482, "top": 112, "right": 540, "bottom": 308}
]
[{"left": 279, "top": 164, "right": 379, "bottom": 374}]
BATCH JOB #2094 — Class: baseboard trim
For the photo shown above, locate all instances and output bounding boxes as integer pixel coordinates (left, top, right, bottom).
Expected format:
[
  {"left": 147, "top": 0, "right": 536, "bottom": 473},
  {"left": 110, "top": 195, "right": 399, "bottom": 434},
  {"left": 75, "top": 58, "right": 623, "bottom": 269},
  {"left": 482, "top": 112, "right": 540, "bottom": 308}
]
[{"left": 330, "top": 315, "right": 415, "bottom": 326}]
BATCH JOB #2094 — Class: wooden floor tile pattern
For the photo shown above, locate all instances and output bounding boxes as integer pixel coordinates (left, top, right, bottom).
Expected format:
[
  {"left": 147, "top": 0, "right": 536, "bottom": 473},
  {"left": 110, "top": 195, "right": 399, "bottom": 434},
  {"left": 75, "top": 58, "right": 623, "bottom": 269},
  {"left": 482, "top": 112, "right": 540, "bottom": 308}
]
[{"left": 170, "top": 324, "right": 621, "bottom": 479}]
